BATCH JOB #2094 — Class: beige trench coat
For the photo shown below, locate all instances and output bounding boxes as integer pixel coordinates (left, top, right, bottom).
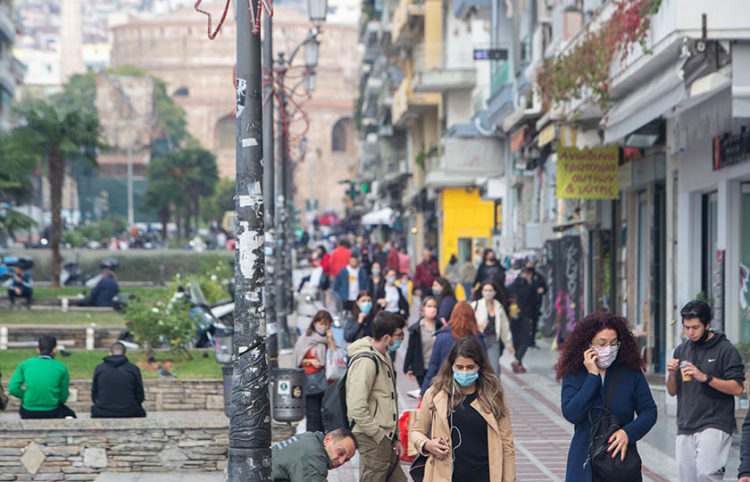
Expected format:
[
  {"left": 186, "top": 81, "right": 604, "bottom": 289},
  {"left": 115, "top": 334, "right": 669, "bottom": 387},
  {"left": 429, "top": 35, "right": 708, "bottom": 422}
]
[{"left": 410, "top": 386, "right": 516, "bottom": 482}]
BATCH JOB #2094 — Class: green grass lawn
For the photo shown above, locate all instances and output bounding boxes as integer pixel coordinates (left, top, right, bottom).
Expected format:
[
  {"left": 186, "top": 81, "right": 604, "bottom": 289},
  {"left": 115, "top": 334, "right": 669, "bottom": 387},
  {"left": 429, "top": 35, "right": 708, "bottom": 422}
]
[
  {"left": 33, "top": 286, "right": 170, "bottom": 300},
  {"left": 0, "top": 310, "right": 127, "bottom": 326},
  {"left": 0, "top": 349, "right": 222, "bottom": 380}
]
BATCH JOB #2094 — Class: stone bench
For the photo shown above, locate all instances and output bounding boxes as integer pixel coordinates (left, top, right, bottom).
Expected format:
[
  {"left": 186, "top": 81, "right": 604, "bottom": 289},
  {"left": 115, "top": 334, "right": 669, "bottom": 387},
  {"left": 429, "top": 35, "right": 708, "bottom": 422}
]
[
  {"left": 0, "top": 414, "right": 230, "bottom": 481},
  {"left": 1, "top": 379, "right": 226, "bottom": 414}
]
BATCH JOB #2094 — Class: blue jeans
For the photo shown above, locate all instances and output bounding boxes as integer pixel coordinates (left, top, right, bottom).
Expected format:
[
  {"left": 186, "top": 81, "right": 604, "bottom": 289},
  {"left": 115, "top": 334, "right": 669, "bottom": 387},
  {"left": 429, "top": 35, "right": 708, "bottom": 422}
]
[{"left": 461, "top": 283, "right": 473, "bottom": 301}]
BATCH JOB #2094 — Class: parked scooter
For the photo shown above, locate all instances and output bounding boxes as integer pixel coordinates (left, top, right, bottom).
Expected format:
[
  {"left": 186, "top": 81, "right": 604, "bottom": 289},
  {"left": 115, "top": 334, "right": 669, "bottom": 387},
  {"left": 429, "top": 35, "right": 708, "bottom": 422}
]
[
  {"left": 295, "top": 286, "right": 345, "bottom": 347},
  {"left": 60, "top": 257, "right": 119, "bottom": 287}
]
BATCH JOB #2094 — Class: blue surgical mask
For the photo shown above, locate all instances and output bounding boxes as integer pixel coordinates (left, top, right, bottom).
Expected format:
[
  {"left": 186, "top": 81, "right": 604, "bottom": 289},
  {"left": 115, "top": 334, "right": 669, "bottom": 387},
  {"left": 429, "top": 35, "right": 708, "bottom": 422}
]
[
  {"left": 388, "top": 339, "right": 402, "bottom": 352},
  {"left": 372, "top": 268, "right": 381, "bottom": 275},
  {"left": 432, "top": 288, "right": 441, "bottom": 296},
  {"left": 386, "top": 277, "right": 396, "bottom": 285},
  {"left": 453, "top": 369, "right": 479, "bottom": 387},
  {"left": 359, "top": 301, "right": 372, "bottom": 314}
]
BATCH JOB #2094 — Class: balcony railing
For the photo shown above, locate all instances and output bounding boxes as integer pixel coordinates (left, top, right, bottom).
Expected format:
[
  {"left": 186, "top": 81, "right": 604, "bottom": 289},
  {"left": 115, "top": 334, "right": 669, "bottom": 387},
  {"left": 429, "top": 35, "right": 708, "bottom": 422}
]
[
  {"left": 391, "top": 0, "right": 424, "bottom": 45},
  {"left": 0, "top": 3, "right": 14, "bottom": 43}
]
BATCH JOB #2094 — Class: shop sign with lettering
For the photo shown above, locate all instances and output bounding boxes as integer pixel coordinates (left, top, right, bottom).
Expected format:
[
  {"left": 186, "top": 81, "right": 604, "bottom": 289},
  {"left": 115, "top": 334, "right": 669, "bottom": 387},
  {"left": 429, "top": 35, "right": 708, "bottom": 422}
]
[
  {"left": 556, "top": 144, "right": 619, "bottom": 199},
  {"left": 713, "top": 129, "right": 750, "bottom": 170}
]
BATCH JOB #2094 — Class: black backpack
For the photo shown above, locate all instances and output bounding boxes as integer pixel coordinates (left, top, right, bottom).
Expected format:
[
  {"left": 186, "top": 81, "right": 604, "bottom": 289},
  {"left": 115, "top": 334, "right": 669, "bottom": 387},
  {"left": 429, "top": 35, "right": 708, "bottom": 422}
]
[
  {"left": 322, "top": 352, "right": 379, "bottom": 432},
  {"left": 585, "top": 364, "right": 642, "bottom": 481}
]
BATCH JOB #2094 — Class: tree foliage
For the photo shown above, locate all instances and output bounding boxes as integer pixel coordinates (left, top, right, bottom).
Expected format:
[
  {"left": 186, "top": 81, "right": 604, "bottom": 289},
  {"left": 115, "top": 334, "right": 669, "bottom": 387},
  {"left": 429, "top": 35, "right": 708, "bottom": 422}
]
[
  {"left": 13, "top": 95, "right": 104, "bottom": 286},
  {"left": 202, "top": 177, "right": 235, "bottom": 223}
]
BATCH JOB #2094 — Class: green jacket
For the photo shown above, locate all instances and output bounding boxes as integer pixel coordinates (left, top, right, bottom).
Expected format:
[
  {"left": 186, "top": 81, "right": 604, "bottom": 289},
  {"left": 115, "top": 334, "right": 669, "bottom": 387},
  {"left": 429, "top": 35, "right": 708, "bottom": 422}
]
[
  {"left": 272, "top": 432, "right": 332, "bottom": 482},
  {"left": 9, "top": 356, "right": 70, "bottom": 411},
  {"left": 345, "top": 337, "right": 400, "bottom": 442}
]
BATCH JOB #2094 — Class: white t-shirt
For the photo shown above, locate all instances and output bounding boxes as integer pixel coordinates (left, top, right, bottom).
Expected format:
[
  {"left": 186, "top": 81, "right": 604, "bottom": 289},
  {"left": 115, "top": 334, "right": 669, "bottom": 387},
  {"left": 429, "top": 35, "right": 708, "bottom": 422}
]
[
  {"left": 384, "top": 285, "right": 400, "bottom": 312},
  {"left": 346, "top": 265, "right": 359, "bottom": 301}
]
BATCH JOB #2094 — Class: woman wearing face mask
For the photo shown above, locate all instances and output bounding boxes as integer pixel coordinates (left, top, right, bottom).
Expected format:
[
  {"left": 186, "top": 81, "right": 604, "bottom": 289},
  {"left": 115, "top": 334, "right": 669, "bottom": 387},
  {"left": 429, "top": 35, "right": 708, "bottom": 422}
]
[
  {"left": 555, "top": 312, "right": 657, "bottom": 482},
  {"left": 293, "top": 310, "right": 337, "bottom": 432},
  {"left": 404, "top": 296, "right": 439, "bottom": 387},
  {"left": 473, "top": 249, "right": 506, "bottom": 292},
  {"left": 432, "top": 277, "right": 457, "bottom": 326},
  {"left": 420, "top": 301, "right": 486, "bottom": 395},
  {"left": 370, "top": 262, "right": 386, "bottom": 302},
  {"left": 344, "top": 291, "right": 378, "bottom": 343},
  {"left": 411, "top": 337, "right": 515, "bottom": 482},
  {"left": 377, "top": 268, "right": 410, "bottom": 318},
  {"left": 471, "top": 281, "right": 514, "bottom": 376}
]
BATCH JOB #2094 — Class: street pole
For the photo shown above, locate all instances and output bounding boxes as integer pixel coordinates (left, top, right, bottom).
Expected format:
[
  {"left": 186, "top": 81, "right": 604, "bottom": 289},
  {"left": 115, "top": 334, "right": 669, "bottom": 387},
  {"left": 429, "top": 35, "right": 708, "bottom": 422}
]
[
  {"left": 275, "top": 57, "right": 291, "bottom": 349},
  {"left": 228, "top": 0, "right": 271, "bottom": 477},
  {"left": 262, "top": 11, "right": 278, "bottom": 370},
  {"left": 126, "top": 128, "right": 134, "bottom": 228}
]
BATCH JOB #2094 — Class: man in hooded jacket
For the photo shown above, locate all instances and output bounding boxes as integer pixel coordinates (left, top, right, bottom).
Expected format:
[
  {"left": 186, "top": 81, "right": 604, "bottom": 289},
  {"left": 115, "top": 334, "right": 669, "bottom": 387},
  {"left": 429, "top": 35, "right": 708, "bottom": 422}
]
[
  {"left": 91, "top": 342, "right": 146, "bottom": 418},
  {"left": 667, "top": 300, "right": 744, "bottom": 482}
]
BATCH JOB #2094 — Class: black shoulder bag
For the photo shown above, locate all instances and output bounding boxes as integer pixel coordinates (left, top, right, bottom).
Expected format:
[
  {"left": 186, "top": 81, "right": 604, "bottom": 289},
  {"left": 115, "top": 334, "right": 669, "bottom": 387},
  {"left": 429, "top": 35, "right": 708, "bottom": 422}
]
[{"left": 585, "top": 365, "right": 642, "bottom": 482}]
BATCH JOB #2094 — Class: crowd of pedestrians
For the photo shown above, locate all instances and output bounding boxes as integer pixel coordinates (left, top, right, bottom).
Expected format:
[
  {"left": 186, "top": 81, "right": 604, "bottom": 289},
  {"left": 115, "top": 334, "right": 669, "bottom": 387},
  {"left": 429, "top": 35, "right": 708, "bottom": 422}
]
[{"left": 283, "top": 233, "right": 750, "bottom": 482}]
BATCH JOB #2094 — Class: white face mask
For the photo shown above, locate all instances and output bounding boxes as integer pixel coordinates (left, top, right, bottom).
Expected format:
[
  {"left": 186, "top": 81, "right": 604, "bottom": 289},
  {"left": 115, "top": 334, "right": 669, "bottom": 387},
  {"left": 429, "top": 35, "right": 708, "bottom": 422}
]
[
  {"left": 592, "top": 345, "right": 619, "bottom": 369},
  {"left": 482, "top": 290, "right": 496, "bottom": 301}
]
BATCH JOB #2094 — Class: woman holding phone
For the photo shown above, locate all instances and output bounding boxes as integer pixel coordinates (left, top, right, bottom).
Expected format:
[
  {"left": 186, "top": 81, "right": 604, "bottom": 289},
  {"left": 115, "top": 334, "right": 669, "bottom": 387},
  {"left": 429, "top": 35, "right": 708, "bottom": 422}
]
[
  {"left": 555, "top": 312, "right": 657, "bottom": 482},
  {"left": 410, "top": 337, "right": 515, "bottom": 481}
]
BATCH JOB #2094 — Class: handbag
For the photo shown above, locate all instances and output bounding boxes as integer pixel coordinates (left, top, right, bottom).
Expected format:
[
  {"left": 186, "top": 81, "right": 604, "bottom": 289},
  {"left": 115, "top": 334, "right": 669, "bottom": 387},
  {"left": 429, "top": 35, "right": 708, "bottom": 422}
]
[
  {"left": 585, "top": 365, "right": 642, "bottom": 482},
  {"left": 304, "top": 368, "right": 327, "bottom": 395},
  {"left": 325, "top": 348, "right": 347, "bottom": 381}
]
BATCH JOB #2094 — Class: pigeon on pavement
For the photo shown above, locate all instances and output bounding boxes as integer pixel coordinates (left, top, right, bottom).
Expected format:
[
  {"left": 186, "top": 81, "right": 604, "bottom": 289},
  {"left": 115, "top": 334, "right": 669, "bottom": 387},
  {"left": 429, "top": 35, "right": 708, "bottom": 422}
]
[{"left": 158, "top": 364, "right": 177, "bottom": 378}]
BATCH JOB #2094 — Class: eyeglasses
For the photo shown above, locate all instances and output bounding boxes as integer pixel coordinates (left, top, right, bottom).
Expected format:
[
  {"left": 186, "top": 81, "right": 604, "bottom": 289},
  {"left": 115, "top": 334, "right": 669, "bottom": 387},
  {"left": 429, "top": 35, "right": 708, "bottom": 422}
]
[
  {"left": 393, "top": 331, "right": 405, "bottom": 340},
  {"left": 591, "top": 341, "right": 620, "bottom": 349}
]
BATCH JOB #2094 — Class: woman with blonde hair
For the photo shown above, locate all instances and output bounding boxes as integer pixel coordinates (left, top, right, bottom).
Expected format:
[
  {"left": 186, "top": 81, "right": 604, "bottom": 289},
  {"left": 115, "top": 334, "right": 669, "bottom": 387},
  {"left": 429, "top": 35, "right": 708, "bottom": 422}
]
[{"left": 411, "top": 337, "right": 515, "bottom": 482}]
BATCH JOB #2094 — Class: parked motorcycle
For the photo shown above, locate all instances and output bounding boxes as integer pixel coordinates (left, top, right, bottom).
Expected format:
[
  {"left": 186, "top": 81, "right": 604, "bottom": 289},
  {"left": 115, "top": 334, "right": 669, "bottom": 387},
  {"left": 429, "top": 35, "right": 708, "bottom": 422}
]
[{"left": 60, "top": 257, "right": 119, "bottom": 287}]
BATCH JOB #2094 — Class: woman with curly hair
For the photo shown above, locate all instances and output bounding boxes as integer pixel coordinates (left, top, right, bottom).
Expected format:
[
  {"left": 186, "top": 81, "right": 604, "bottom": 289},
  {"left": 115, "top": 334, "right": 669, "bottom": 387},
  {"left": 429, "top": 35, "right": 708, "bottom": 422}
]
[
  {"left": 420, "top": 301, "right": 486, "bottom": 395},
  {"left": 555, "top": 312, "right": 657, "bottom": 482},
  {"left": 410, "top": 337, "right": 515, "bottom": 481}
]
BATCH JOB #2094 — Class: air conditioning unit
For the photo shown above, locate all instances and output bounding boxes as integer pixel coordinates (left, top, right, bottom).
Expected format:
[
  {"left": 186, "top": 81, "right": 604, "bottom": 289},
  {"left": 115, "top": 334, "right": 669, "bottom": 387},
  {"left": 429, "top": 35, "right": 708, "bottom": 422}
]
[{"left": 479, "top": 178, "right": 504, "bottom": 201}]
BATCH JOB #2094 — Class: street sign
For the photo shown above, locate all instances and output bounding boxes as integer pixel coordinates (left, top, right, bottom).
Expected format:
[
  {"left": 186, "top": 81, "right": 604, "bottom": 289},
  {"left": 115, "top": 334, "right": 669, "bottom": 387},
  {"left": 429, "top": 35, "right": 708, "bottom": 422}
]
[{"left": 473, "top": 48, "right": 508, "bottom": 61}]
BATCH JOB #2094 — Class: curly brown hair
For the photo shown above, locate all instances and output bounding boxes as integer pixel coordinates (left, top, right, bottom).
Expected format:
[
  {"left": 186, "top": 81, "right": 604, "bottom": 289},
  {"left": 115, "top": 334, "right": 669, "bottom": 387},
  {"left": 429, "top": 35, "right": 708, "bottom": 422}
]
[{"left": 553, "top": 312, "right": 644, "bottom": 381}]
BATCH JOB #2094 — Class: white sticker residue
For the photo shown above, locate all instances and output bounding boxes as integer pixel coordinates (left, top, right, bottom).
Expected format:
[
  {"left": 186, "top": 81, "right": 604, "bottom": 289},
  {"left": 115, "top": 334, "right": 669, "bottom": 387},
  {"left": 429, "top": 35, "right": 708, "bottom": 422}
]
[
  {"left": 242, "top": 138, "right": 258, "bottom": 147},
  {"left": 237, "top": 221, "right": 263, "bottom": 278},
  {"left": 239, "top": 195, "right": 252, "bottom": 207},
  {"left": 266, "top": 322, "right": 277, "bottom": 336}
]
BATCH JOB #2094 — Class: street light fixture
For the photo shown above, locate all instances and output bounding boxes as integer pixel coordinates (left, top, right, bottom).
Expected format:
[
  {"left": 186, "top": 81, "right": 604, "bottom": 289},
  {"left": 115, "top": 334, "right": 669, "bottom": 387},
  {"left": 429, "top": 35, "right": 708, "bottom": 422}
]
[
  {"left": 303, "top": 33, "right": 320, "bottom": 68},
  {"left": 307, "top": 0, "right": 328, "bottom": 22},
  {"left": 305, "top": 71, "right": 317, "bottom": 93}
]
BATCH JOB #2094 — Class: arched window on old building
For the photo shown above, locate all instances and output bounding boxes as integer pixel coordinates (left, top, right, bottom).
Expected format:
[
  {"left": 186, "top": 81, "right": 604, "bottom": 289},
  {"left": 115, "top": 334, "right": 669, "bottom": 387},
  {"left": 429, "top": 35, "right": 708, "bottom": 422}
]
[
  {"left": 216, "top": 115, "right": 235, "bottom": 150},
  {"left": 331, "top": 117, "right": 352, "bottom": 152}
]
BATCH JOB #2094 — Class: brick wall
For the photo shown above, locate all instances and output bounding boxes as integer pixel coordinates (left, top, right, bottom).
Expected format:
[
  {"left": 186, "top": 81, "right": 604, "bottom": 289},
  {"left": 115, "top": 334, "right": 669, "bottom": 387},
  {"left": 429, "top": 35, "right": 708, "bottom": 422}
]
[
  {"left": 0, "top": 417, "right": 229, "bottom": 480},
  {"left": 2, "top": 379, "right": 225, "bottom": 414}
]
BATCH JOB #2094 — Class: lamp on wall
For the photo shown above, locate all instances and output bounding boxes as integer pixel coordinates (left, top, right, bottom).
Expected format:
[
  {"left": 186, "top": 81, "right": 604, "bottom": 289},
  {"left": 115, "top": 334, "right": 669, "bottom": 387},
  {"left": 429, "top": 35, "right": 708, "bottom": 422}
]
[{"left": 308, "top": 0, "right": 328, "bottom": 22}]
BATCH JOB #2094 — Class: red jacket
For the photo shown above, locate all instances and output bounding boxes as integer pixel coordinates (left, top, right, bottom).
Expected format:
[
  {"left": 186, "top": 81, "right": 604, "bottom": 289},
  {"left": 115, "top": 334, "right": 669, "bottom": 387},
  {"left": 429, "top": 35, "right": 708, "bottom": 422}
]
[
  {"left": 414, "top": 260, "right": 440, "bottom": 291},
  {"left": 386, "top": 249, "right": 400, "bottom": 272},
  {"left": 328, "top": 247, "right": 352, "bottom": 277}
]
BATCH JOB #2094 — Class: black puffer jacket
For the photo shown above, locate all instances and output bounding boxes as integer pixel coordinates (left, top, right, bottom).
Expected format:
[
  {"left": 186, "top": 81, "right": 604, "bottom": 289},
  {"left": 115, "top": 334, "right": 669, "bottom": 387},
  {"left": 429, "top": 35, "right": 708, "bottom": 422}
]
[{"left": 91, "top": 355, "right": 146, "bottom": 418}]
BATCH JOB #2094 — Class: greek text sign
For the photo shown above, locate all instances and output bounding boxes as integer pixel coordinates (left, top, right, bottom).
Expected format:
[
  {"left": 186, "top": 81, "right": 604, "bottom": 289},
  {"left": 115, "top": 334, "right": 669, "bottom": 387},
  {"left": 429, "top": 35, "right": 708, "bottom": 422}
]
[{"left": 556, "top": 145, "right": 619, "bottom": 199}]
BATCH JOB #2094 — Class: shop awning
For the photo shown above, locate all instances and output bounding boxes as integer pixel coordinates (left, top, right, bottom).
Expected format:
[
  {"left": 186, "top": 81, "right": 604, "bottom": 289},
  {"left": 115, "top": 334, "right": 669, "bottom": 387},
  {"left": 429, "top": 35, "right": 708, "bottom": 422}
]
[
  {"left": 603, "top": 60, "right": 687, "bottom": 144},
  {"left": 361, "top": 207, "right": 394, "bottom": 226}
]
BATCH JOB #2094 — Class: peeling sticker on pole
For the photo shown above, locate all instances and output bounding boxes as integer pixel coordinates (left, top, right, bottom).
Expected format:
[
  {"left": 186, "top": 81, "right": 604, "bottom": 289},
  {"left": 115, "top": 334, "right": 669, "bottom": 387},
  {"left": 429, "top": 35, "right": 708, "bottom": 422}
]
[
  {"left": 242, "top": 138, "right": 258, "bottom": 147},
  {"left": 237, "top": 220, "right": 263, "bottom": 278},
  {"left": 236, "top": 78, "right": 247, "bottom": 116}
]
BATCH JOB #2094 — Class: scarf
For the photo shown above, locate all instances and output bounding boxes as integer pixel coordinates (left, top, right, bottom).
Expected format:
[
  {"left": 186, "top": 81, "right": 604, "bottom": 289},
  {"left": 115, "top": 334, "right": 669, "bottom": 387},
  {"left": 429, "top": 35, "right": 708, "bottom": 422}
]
[{"left": 293, "top": 331, "right": 329, "bottom": 368}]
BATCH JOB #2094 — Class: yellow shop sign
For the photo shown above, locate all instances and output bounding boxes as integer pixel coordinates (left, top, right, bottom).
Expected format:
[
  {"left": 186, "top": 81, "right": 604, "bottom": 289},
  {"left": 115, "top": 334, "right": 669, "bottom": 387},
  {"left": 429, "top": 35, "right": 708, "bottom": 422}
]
[{"left": 556, "top": 144, "right": 619, "bottom": 199}]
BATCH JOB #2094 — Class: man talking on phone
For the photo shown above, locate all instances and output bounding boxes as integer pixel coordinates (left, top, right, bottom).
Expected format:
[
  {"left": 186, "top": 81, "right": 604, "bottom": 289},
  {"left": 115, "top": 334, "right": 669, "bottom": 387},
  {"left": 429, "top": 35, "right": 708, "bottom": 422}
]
[{"left": 666, "top": 300, "right": 744, "bottom": 482}]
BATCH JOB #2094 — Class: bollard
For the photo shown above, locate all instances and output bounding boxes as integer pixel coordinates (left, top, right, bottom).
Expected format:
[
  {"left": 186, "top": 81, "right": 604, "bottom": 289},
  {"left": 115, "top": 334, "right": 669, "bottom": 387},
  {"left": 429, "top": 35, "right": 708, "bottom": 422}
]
[
  {"left": 85, "top": 327, "right": 95, "bottom": 350},
  {"left": 0, "top": 326, "right": 7, "bottom": 350},
  {"left": 61, "top": 297, "right": 69, "bottom": 312}
]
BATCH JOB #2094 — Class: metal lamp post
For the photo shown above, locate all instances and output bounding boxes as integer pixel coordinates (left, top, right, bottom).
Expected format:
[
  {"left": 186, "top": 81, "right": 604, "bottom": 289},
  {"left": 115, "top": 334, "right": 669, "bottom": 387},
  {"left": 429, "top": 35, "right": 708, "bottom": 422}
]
[{"left": 307, "top": 0, "right": 328, "bottom": 22}]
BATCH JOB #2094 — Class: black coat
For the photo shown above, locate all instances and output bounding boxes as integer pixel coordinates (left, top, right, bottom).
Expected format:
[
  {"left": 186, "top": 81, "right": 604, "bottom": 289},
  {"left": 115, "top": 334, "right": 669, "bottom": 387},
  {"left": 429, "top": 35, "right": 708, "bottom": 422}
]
[
  {"left": 474, "top": 262, "right": 506, "bottom": 288},
  {"left": 508, "top": 276, "right": 537, "bottom": 319},
  {"left": 344, "top": 310, "right": 377, "bottom": 343},
  {"left": 91, "top": 355, "right": 146, "bottom": 418},
  {"left": 403, "top": 319, "right": 427, "bottom": 378}
]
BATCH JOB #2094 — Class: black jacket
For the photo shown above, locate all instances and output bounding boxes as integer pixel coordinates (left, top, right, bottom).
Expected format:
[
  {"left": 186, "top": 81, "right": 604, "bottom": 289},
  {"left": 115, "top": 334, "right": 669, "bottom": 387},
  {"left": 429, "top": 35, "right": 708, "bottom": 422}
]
[
  {"left": 344, "top": 310, "right": 377, "bottom": 343},
  {"left": 508, "top": 276, "right": 537, "bottom": 319},
  {"left": 673, "top": 332, "right": 744, "bottom": 435},
  {"left": 90, "top": 275, "right": 120, "bottom": 307},
  {"left": 91, "top": 355, "right": 146, "bottom": 418},
  {"left": 474, "top": 263, "right": 506, "bottom": 288},
  {"left": 741, "top": 409, "right": 750, "bottom": 478},
  {"left": 404, "top": 319, "right": 427, "bottom": 378}
]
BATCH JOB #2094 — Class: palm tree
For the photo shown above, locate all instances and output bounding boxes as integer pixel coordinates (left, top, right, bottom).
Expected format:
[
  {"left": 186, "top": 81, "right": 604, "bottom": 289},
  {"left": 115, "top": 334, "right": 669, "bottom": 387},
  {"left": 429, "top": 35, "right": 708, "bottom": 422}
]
[{"left": 13, "top": 97, "right": 103, "bottom": 287}]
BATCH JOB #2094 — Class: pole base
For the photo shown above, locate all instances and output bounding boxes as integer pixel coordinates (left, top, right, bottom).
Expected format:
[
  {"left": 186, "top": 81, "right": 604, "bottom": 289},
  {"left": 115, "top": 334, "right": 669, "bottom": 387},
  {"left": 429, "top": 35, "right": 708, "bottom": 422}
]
[{"left": 226, "top": 447, "right": 272, "bottom": 481}]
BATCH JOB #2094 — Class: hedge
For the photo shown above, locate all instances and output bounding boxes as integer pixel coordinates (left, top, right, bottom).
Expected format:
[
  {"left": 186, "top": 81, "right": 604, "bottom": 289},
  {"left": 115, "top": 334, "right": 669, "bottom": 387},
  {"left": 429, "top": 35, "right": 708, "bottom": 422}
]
[{"left": 7, "top": 249, "right": 234, "bottom": 283}]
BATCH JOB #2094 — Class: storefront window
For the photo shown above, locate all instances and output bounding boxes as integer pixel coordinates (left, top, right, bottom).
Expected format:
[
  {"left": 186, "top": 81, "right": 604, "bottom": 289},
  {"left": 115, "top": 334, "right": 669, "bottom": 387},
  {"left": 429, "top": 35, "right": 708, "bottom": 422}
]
[
  {"left": 702, "top": 192, "right": 718, "bottom": 304},
  {"left": 740, "top": 183, "right": 750, "bottom": 339}
]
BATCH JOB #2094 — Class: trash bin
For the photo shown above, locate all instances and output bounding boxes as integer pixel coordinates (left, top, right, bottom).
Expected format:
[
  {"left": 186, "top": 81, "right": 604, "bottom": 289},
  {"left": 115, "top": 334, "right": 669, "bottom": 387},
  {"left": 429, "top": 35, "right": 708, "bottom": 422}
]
[{"left": 272, "top": 368, "right": 306, "bottom": 422}]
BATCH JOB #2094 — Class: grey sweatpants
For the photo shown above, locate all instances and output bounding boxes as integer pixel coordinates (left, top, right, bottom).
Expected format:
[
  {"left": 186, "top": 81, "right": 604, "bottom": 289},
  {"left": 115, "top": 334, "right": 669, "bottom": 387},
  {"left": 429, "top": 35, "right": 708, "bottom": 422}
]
[{"left": 676, "top": 428, "right": 731, "bottom": 482}]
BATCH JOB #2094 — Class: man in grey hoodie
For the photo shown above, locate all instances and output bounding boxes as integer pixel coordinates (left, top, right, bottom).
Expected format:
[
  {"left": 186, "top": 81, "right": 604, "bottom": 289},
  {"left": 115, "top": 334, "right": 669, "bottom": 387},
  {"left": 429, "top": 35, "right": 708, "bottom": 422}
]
[
  {"left": 667, "top": 300, "right": 745, "bottom": 482},
  {"left": 272, "top": 428, "right": 357, "bottom": 482}
]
